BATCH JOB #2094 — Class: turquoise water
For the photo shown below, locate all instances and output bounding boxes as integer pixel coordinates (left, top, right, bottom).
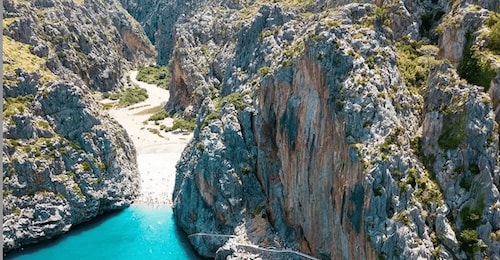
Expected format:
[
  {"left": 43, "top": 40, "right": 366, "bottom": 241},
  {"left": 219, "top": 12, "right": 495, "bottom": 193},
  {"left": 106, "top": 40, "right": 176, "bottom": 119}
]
[{"left": 5, "top": 205, "right": 202, "bottom": 260}]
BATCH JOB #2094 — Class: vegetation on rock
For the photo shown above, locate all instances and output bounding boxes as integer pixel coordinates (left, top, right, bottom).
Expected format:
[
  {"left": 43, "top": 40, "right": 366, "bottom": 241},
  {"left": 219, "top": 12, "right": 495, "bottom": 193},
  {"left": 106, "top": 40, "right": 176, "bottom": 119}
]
[
  {"left": 486, "top": 11, "right": 500, "bottom": 54},
  {"left": 137, "top": 65, "right": 170, "bottom": 89},
  {"left": 457, "top": 32, "right": 496, "bottom": 91}
]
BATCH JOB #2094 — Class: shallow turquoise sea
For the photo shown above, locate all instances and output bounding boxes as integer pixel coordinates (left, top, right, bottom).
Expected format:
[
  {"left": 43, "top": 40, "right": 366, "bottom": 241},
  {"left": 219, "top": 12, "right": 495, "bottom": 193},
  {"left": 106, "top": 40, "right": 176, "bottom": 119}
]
[{"left": 5, "top": 205, "right": 202, "bottom": 260}]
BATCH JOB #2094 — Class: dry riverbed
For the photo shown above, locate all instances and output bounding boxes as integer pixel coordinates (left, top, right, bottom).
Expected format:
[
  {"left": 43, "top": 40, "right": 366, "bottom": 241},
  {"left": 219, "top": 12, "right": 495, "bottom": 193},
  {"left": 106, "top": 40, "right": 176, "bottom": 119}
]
[{"left": 104, "top": 71, "right": 192, "bottom": 206}]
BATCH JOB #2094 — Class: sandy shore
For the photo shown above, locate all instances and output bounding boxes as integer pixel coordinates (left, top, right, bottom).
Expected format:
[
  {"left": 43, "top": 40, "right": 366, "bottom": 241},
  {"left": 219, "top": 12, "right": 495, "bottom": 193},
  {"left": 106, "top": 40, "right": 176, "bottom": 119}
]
[{"left": 106, "top": 71, "right": 192, "bottom": 206}]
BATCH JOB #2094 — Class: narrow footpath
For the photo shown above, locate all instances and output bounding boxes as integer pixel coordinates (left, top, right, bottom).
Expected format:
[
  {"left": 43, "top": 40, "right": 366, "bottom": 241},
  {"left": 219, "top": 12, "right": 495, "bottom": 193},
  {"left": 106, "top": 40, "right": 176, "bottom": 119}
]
[{"left": 107, "top": 71, "right": 192, "bottom": 206}]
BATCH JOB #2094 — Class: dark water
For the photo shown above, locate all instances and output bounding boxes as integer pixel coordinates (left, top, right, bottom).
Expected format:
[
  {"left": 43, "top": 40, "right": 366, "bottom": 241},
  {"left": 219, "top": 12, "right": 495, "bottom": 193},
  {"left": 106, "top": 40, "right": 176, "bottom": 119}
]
[{"left": 5, "top": 205, "right": 202, "bottom": 260}]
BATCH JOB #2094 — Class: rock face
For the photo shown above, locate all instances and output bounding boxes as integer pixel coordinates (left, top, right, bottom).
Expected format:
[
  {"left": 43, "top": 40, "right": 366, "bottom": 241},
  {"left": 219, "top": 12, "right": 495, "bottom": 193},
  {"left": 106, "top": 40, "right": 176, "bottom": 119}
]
[
  {"left": 3, "top": 0, "right": 155, "bottom": 251},
  {"left": 119, "top": 0, "right": 207, "bottom": 65},
  {"left": 164, "top": 0, "right": 500, "bottom": 259}
]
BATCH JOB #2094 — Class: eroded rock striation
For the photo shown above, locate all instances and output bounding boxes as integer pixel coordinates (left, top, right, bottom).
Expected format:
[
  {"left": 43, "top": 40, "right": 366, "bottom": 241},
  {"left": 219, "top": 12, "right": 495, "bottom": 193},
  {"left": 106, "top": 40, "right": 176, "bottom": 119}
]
[
  {"left": 3, "top": 0, "right": 155, "bottom": 251},
  {"left": 155, "top": 0, "right": 500, "bottom": 259}
]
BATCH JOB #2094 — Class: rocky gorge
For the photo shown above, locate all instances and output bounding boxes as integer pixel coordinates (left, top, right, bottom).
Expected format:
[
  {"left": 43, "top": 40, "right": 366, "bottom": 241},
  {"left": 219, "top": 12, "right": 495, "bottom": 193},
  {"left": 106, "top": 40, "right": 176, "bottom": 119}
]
[
  {"left": 5, "top": 0, "right": 500, "bottom": 259},
  {"left": 120, "top": 0, "right": 500, "bottom": 259}
]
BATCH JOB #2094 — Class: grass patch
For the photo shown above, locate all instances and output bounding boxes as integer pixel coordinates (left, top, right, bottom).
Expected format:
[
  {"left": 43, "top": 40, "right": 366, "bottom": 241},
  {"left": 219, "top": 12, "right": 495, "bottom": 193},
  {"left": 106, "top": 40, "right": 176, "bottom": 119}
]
[
  {"left": 3, "top": 35, "right": 56, "bottom": 84},
  {"left": 73, "top": 184, "right": 84, "bottom": 199},
  {"left": 137, "top": 65, "right": 169, "bottom": 89},
  {"left": 3, "top": 17, "right": 18, "bottom": 30},
  {"left": 37, "top": 120, "right": 50, "bottom": 129},
  {"left": 3, "top": 95, "right": 34, "bottom": 118}
]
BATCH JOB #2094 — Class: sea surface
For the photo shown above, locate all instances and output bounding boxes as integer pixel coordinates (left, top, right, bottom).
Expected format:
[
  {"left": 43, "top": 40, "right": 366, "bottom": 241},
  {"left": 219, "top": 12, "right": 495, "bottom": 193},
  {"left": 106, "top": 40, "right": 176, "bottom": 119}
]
[{"left": 5, "top": 205, "right": 202, "bottom": 260}]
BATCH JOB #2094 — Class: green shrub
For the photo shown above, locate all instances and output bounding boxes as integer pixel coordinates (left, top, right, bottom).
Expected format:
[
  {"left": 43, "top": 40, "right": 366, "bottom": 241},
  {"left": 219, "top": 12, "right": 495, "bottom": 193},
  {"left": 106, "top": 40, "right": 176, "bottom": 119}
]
[
  {"left": 206, "top": 111, "right": 219, "bottom": 121},
  {"left": 108, "top": 92, "right": 121, "bottom": 100},
  {"left": 166, "top": 118, "right": 196, "bottom": 132},
  {"left": 82, "top": 162, "right": 92, "bottom": 171},
  {"left": 459, "top": 229, "right": 480, "bottom": 255},
  {"left": 118, "top": 87, "right": 148, "bottom": 106},
  {"left": 460, "top": 197, "right": 485, "bottom": 230},
  {"left": 395, "top": 211, "right": 412, "bottom": 225},
  {"left": 224, "top": 92, "right": 248, "bottom": 110},
  {"left": 257, "top": 66, "right": 272, "bottom": 77},
  {"left": 197, "top": 142, "right": 205, "bottom": 152},
  {"left": 396, "top": 41, "right": 440, "bottom": 94},
  {"left": 458, "top": 196, "right": 486, "bottom": 255},
  {"left": 374, "top": 187, "right": 383, "bottom": 196},
  {"left": 374, "top": 7, "right": 388, "bottom": 27},
  {"left": 148, "top": 110, "right": 169, "bottom": 121},
  {"left": 137, "top": 65, "right": 170, "bottom": 89},
  {"left": 438, "top": 116, "right": 466, "bottom": 150},
  {"left": 458, "top": 32, "right": 496, "bottom": 91},
  {"left": 459, "top": 177, "right": 472, "bottom": 190},
  {"left": 469, "top": 164, "right": 480, "bottom": 175},
  {"left": 407, "top": 168, "right": 418, "bottom": 188},
  {"left": 241, "top": 165, "right": 251, "bottom": 175},
  {"left": 487, "top": 12, "right": 500, "bottom": 54}
]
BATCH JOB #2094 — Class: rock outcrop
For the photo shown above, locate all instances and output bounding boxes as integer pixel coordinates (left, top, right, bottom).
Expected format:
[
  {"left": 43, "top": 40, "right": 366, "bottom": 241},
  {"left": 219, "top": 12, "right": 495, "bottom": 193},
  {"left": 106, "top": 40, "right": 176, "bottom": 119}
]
[
  {"left": 166, "top": 0, "right": 500, "bottom": 259},
  {"left": 3, "top": 0, "right": 155, "bottom": 251}
]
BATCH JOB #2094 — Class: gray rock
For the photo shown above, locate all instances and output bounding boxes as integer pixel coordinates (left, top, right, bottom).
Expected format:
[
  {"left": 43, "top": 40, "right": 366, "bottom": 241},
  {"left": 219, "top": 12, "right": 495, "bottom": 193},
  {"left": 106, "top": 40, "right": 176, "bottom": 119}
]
[
  {"left": 167, "top": 1, "right": 500, "bottom": 259},
  {"left": 3, "top": 0, "right": 152, "bottom": 251}
]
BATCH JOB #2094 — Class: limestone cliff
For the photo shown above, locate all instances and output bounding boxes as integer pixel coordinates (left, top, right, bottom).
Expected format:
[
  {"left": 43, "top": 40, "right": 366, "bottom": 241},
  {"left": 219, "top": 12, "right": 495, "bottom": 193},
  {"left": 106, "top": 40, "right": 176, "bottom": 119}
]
[
  {"left": 166, "top": 0, "right": 500, "bottom": 259},
  {"left": 3, "top": 0, "right": 155, "bottom": 251}
]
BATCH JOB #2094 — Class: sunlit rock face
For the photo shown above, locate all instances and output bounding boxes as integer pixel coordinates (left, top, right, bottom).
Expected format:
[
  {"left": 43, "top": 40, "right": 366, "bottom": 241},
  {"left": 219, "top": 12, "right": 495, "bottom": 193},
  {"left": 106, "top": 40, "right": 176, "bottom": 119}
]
[
  {"left": 3, "top": 0, "right": 155, "bottom": 251},
  {"left": 168, "top": 0, "right": 500, "bottom": 258}
]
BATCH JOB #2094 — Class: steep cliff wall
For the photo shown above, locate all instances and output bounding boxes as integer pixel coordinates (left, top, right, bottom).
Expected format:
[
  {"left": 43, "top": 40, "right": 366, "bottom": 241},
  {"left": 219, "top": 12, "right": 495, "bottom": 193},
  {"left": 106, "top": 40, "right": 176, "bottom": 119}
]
[
  {"left": 168, "top": 0, "right": 500, "bottom": 259},
  {"left": 3, "top": 0, "right": 155, "bottom": 251}
]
